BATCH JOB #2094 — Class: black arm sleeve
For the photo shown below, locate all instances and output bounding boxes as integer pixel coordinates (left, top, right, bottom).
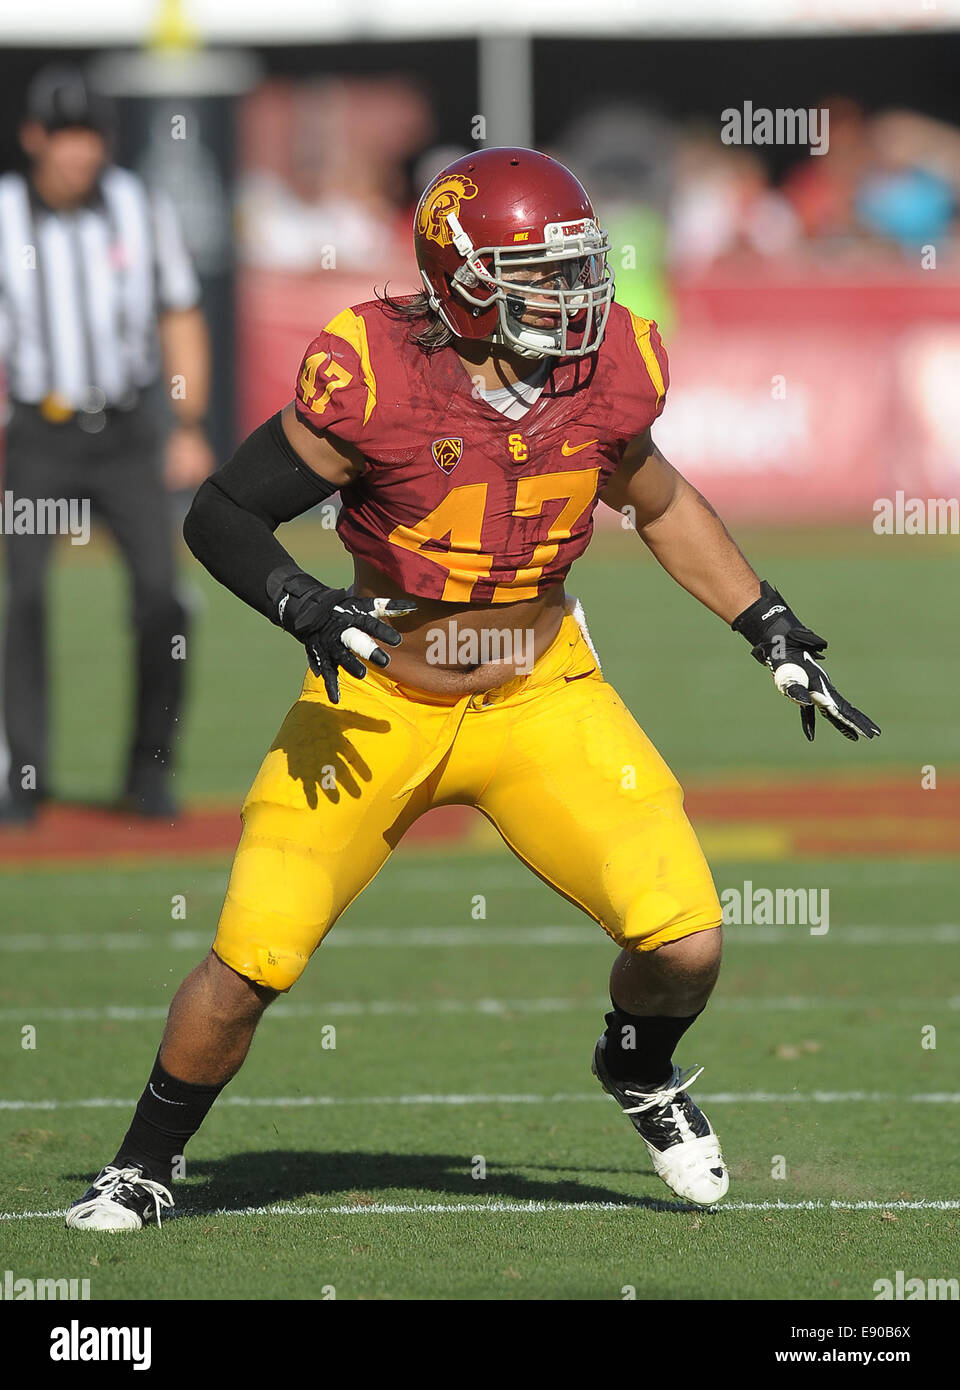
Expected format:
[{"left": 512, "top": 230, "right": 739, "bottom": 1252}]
[{"left": 182, "top": 411, "right": 340, "bottom": 621}]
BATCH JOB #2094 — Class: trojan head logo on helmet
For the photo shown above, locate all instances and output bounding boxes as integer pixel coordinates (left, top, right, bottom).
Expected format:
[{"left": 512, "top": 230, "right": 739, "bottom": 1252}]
[
  {"left": 413, "top": 147, "right": 615, "bottom": 359},
  {"left": 418, "top": 175, "right": 479, "bottom": 246}
]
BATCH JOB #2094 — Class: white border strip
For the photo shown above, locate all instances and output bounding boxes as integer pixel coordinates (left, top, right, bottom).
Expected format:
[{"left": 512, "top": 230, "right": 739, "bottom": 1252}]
[{"left": 4, "top": 0, "right": 959, "bottom": 46}]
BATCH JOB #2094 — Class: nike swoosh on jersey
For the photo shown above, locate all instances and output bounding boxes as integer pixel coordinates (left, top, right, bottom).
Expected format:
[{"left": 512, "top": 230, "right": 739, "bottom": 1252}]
[{"left": 561, "top": 438, "right": 599, "bottom": 456}]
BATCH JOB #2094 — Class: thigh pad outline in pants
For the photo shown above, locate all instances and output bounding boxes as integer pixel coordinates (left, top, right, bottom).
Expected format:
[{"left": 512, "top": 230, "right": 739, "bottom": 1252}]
[
  {"left": 471, "top": 668, "right": 723, "bottom": 952},
  {"left": 213, "top": 673, "right": 451, "bottom": 990}
]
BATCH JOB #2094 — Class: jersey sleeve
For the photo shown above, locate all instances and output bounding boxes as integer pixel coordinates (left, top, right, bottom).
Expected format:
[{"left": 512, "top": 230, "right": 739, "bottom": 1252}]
[
  {"left": 294, "top": 306, "right": 379, "bottom": 445},
  {"left": 624, "top": 310, "right": 669, "bottom": 426}
]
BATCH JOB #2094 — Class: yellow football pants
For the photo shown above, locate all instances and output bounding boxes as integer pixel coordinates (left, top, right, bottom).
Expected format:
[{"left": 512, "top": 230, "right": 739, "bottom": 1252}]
[{"left": 213, "top": 605, "right": 722, "bottom": 991}]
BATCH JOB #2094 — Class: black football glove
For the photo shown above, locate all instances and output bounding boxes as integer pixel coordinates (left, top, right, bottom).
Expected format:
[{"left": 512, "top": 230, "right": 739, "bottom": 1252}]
[
  {"left": 267, "top": 563, "right": 416, "bottom": 704},
  {"left": 731, "top": 580, "right": 880, "bottom": 743}
]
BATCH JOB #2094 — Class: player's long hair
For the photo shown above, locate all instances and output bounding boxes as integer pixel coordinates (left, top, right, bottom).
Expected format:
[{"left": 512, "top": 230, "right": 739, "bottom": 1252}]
[{"left": 376, "top": 286, "right": 453, "bottom": 353}]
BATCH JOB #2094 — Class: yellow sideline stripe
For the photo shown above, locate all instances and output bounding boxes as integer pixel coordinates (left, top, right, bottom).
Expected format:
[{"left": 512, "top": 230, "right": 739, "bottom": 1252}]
[
  {"left": 697, "top": 826, "right": 792, "bottom": 862},
  {"left": 322, "top": 307, "right": 377, "bottom": 424},
  {"left": 627, "top": 310, "right": 665, "bottom": 406}
]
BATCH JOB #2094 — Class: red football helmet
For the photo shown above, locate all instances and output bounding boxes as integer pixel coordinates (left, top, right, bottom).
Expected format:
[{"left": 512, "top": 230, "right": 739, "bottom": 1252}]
[{"left": 414, "top": 147, "right": 614, "bottom": 359}]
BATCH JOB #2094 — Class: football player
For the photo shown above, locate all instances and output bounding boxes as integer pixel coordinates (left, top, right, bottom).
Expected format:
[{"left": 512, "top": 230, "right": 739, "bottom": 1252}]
[{"left": 66, "top": 148, "right": 879, "bottom": 1230}]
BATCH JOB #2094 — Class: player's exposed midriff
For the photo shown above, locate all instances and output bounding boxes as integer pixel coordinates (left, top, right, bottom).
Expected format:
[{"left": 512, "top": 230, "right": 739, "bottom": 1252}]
[{"left": 350, "top": 554, "right": 567, "bottom": 694}]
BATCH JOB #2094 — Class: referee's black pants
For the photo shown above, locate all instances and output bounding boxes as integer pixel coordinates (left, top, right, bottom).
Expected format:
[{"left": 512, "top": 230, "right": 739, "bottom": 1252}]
[{"left": 2, "top": 402, "right": 188, "bottom": 809}]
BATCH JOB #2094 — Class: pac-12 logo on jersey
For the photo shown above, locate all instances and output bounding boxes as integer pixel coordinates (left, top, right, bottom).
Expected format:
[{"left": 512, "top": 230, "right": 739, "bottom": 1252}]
[{"left": 431, "top": 437, "right": 463, "bottom": 473}]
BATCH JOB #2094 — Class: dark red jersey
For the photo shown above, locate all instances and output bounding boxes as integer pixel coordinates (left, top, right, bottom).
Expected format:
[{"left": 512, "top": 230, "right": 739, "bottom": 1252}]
[{"left": 293, "top": 298, "right": 668, "bottom": 604}]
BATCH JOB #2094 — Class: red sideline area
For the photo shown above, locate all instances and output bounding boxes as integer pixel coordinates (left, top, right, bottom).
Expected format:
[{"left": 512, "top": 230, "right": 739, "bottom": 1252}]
[
  {"left": 685, "top": 776, "right": 960, "bottom": 856},
  {"left": 0, "top": 801, "right": 475, "bottom": 863},
  {"left": 0, "top": 776, "right": 955, "bottom": 863}
]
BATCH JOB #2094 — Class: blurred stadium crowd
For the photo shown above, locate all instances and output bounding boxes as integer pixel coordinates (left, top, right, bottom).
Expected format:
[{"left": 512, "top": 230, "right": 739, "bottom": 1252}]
[
  {"left": 230, "top": 73, "right": 960, "bottom": 529},
  {"left": 238, "top": 81, "right": 960, "bottom": 276}
]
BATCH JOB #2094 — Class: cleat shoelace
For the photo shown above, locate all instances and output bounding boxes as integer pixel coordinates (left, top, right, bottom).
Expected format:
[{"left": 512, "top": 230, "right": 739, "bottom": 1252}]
[
  {"left": 602, "top": 1058, "right": 726, "bottom": 1187},
  {"left": 619, "top": 1063, "right": 705, "bottom": 1116},
  {"left": 74, "top": 1164, "right": 173, "bottom": 1228}
]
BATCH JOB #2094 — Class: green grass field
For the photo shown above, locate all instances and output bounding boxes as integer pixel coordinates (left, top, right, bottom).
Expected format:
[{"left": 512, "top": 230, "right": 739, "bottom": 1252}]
[
  {"left": 1, "top": 521, "right": 958, "bottom": 1299},
  {"left": 47, "top": 517, "right": 960, "bottom": 801}
]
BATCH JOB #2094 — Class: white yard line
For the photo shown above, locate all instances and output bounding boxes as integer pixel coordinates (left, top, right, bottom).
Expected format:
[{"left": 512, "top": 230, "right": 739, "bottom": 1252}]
[
  {"left": 3, "top": 1198, "right": 959, "bottom": 1222},
  {"left": 0, "top": 995, "right": 957, "bottom": 1024},
  {"left": 3, "top": 1090, "right": 960, "bottom": 1112},
  {"left": 2, "top": 924, "right": 960, "bottom": 952}
]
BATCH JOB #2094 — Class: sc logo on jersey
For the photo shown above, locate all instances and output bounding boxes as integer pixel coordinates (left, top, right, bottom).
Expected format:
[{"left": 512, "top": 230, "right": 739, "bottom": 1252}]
[{"left": 507, "top": 432, "right": 528, "bottom": 463}]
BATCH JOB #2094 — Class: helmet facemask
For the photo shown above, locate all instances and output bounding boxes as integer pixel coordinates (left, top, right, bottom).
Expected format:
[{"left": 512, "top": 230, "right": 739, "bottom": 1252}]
[{"left": 427, "top": 213, "right": 615, "bottom": 359}]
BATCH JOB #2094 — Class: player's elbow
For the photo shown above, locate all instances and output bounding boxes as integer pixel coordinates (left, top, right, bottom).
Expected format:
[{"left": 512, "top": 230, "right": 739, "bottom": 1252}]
[
  {"left": 182, "top": 477, "right": 226, "bottom": 565},
  {"left": 182, "top": 479, "right": 206, "bottom": 560},
  {"left": 633, "top": 460, "right": 688, "bottom": 532}
]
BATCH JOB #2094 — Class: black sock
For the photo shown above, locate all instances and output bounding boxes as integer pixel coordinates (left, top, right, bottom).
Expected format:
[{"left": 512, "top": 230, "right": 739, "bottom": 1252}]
[
  {"left": 111, "top": 1053, "right": 225, "bottom": 1186},
  {"left": 602, "top": 1003, "right": 704, "bottom": 1085}
]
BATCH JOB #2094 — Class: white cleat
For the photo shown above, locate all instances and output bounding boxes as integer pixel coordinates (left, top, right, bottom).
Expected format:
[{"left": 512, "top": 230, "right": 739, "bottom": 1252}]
[
  {"left": 65, "top": 1163, "right": 173, "bottom": 1231},
  {"left": 593, "top": 1038, "right": 729, "bottom": 1206}
]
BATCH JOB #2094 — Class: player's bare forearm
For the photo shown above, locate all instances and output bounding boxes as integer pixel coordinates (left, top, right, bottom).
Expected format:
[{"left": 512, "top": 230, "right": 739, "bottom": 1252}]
[
  {"left": 637, "top": 470, "right": 760, "bottom": 621},
  {"left": 602, "top": 430, "right": 760, "bottom": 622}
]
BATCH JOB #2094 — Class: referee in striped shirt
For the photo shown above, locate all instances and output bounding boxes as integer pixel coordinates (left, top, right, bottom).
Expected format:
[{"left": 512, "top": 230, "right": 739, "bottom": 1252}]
[{"left": 0, "top": 67, "right": 213, "bottom": 824}]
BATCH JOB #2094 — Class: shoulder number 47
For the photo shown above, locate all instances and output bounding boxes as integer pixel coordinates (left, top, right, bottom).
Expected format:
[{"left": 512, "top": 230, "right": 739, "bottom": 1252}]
[{"left": 299, "top": 351, "right": 353, "bottom": 417}]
